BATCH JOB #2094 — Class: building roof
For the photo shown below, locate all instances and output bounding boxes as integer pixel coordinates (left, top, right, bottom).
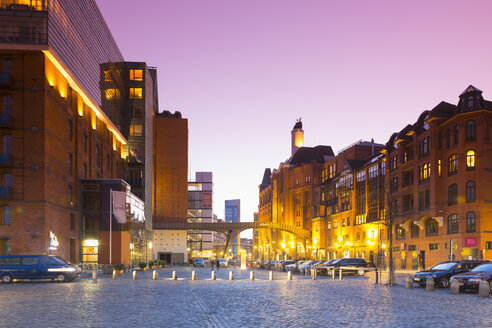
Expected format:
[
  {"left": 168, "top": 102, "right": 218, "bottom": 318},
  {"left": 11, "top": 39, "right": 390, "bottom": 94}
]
[
  {"left": 286, "top": 145, "right": 334, "bottom": 166},
  {"left": 260, "top": 168, "right": 272, "bottom": 189}
]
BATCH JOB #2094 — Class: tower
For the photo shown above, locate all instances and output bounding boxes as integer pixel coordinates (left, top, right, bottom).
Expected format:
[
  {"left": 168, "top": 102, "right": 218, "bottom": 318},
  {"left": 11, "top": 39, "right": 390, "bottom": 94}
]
[{"left": 291, "top": 118, "right": 304, "bottom": 155}]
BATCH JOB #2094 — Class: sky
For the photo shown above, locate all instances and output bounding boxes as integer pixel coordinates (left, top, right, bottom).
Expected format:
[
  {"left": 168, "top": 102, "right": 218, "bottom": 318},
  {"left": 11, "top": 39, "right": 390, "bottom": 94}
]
[{"left": 97, "top": 0, "right": 492, "bottom": 237}]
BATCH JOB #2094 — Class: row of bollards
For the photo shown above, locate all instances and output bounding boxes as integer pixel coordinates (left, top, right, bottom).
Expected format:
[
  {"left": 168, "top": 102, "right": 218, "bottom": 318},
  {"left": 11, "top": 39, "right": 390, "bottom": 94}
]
[{"left": 405, "top": 275, "right": 490, "bottom": 297}]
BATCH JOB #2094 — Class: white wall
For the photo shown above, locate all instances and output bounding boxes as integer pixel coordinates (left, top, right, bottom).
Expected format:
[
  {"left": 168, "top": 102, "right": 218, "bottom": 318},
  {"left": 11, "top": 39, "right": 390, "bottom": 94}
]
[{"left": 153, "top": 230, "right": 188, "bottom": 260}]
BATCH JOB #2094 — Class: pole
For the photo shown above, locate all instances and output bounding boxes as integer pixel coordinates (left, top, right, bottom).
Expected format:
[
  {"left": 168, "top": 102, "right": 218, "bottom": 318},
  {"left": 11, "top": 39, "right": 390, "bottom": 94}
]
[{"left": 109, "top": 189, "right": 112, "bottom": 266}]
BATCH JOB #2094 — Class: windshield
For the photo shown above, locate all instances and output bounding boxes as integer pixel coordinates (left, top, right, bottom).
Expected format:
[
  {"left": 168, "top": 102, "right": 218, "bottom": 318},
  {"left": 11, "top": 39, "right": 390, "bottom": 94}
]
[
  {"left": 330, "top": 259, "right": 342, "bottom": 264},
  {"left": 471, "top": 264, "right": 492, "bottom": 273},
  {"left": 54, "top": 256, "right": 69, "bottom": 264},
  {"left": 430, "top": 262, "right": 456, "bottom": 271}
]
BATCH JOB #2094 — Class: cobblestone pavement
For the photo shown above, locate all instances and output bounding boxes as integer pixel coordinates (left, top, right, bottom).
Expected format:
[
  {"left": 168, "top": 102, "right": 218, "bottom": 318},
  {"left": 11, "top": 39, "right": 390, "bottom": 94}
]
[{"left": 0, "top": 267, "right": 490, "bottom": 328}]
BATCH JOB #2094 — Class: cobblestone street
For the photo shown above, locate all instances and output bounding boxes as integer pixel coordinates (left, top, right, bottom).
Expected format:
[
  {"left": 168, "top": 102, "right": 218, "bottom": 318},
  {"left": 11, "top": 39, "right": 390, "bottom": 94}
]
[{"left": 0, "top": 267, "right": 490, "bottom": 328}]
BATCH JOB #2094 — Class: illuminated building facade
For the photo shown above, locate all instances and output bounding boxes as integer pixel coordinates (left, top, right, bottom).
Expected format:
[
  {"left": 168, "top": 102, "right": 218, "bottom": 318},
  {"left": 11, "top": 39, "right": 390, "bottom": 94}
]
[
  {"left": 0, "top": 0, "right": 154, "bottom": 265},
  {"left": 152, "top": 111, "right": 188, "bottom": 264},
  {"left": 385, "top": 85, "right": 492, "bottom": 269},
  {"left": 187, "top": 172, "right": 214, "bottom": 259}
]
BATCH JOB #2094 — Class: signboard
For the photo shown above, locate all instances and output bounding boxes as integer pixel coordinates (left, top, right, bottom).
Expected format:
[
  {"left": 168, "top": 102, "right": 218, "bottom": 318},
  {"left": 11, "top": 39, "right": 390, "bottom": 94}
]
[
  {"left": 49, "top": 231, "right": 59, "bottom": 250},
  {"left": 465, "top": 238, "right": 477, "bottom": 247}
]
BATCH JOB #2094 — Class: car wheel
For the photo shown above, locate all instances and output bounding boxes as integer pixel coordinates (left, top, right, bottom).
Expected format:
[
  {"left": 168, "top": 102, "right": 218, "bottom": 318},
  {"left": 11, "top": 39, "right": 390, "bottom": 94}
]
[
  {"left": 1, "top": 274, "right": 13, "bottom": 284},
  {"left": 438, "top": 277, "right": 450, "bottom": 288},
  {"left": 357, "top": 269, "right": 365, "bottom": 276},
  {"left": 54, "top": 273, "right": 66, "bottom": 283}
]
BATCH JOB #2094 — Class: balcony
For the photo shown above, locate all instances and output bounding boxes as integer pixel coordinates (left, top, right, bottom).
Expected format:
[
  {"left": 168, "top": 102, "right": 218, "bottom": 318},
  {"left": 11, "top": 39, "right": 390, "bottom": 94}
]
[
  {"left": 0, "top": 153, "right": 13, "bottom": 167},
  {"left": 0, "top": 186, "right": 13, "bottom": 200},
  {"left": 0, "top": 72, "right": 13, "bottom": 89},
  {"left": 0, "top": 114, "right": 13, "bottom": 128}
]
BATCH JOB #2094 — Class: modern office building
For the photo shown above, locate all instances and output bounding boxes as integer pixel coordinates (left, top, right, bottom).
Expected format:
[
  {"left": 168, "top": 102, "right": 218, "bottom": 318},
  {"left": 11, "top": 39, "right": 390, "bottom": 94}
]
[
  {"left": 0, "top": 0, "right": 154, "bottom": 265},
  {"left": 152, "top": 110, "right": 188, "bottom": 264},
  {"left": 187, "top": 172, "right": 214, "bottom": 259},
  {"left": 225, "top": 199, "right": 240, "bottom": 257}
]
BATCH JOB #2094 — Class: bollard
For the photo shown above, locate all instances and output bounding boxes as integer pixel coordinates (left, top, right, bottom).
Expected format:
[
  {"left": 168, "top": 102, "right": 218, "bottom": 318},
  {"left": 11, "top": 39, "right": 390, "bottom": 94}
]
[
  {"left": 312, "top": 269, "right": 317, "bottom": 280},
  {"left": 425, "top": 278, "right": 435, "bottom": 291},
  {"left": 112, "top": 270, "right": 117, "bottom": 280},
  {"left": 132, "top": 271, "right": 137, "bottom": 280},
  {"left": 250, "top": 271, "right": 255, "bottom": 280},
  {"left": 269, "top": 271, "right": 274, "bottom": 281},
  {"left": 92, "top": 270, "right": 97, "bottom": 283},
  {"left": 339, "top": 268, "right": 343, "bottom": 280},
  {"left": 478, "top": 280, "right": 490, "bottom": 298},
  {"left": 305, "top": 269, "right": 309, "bottom": 276},
  {"left": 172, "top": 270, "right": 177, "bottom": 280},
  {"left": 375, "top": 269, "right": 379, "bottom": 284},
  {"left": 287, "top": 271, "right": 292, "bottom": 280},
  {"left": 211, "top": 270, "right": 216, "bottom": 280},
  {"left": 332, "top": 269, "right": 336, "bottom": 280},
  {"left": 229, "top": 271, "right": 234, "bottom": 280},
  {"left": 191, "top": 271, "right": 197, "bottom": 281},
  {"left": 405, "top": 276, "right": 413, "bottom": 289},
  {"left": 450, "top": 279, "right": 459, "bottom": 295},
  {"left": 153, "top": 270, "right": 158, "bottom": 280}
]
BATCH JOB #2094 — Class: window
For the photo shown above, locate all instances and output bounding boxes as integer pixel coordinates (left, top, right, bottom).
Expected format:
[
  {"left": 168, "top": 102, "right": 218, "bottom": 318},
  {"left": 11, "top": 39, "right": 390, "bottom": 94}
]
[
  {"left": 1, "top": 206, "right": 10, "bottom": 225},
  {"left": 437, "top": 159, "right": 442, "bottom": 177},
  {"left": 453, "top": 125, "right": 459, "bottom": 145},
  {"left": 83, "top": 134, "right": 88, "bottom": 153},
  {"left": 396, "top": 226, "right": 405, "bottom": 240},
  {"left": 130, "top": 69, "right": 143, "bottom": 81},
  {"left": 447, "top": 214, "right": 459, "bottom": 234},
  {"left": 448, "top": 154, "right": 458, "bottom": 175},
  {"left": 68, "top": 119, "right": 73, "bottom": 141},
  {"left": 408, "top": 245, "right": 417, "bottom": 251},
  {"left": 426, "top": 219, "right": 438, "bottom": 236},
  {"left": 2, "top": 135, "right": 12, "bottom": 154},
  {"left": 3, "top": 173, "right": 12, "bottom": 187},
  {"left": 446, "top": 129, "right": 451, "bottom": 148},
  {"left": 68, "top": 153, "right": 73, "bottom": 176},
  {"left": 420, "top": 137, "right": 430, "bottom": 157},
  {"left": 466, "top": 120, "right": 476, "bottom": 140},
  {"left": 129, "top": 88, "right": 143, "bottom": 99},
  {"left": 448, "top": 184, "right": 458, "bottom": 205},
  {"left": 466, "top": 181, "right": 475, "bottom": 202},
  {"left": 403, "top": 170, "right": 413, "bottom": 187},
  {"left": 342, "top": 218, "right": 346, "bottom": 227},
  {"left": 466, "top": 150, "right": 475, "bottom": 169},
  {"left": 2, "top": 57, "right": 12, "bottom": 74},
  {"left": 132, "top": 106, "right": 143, "bottom": 118},
  {"left": 2, "top": 95, "right": 12, "bottom": 114},
  {"left": 95, "top": 145, "right": 101, "bottom": 168},
  {"left": 0, "top": 238, "right": 10, "bottom": 255},
  {"left": 438, "top": 132, "right": 442, "bottom": 149},
  {"left": 390, "top": 156, "right": 398, "bottom": 171},
  {"left": 466, "top": 212, "right": 476, "bottom": 233},
  {"left": 333, "top": 220, "right": 338, "bottom": 229},
  {"left": 419, "top": 163, "right": 430, "bottom": 182},
  {"left": 411, "top": 224, "right": 420, "bottom": 238},
  {"left": 104, "top": 70, "right": 111, "bottom": 82},
  {"left": 390, "top": 177, "right": 398, "bottom": 194},
  {"left": 429, "top": 243, "right": 439, "bottom": 251},
  {"left": 486, "top": 242, "right": 492, "bottom": 250},
  {"left": 418, "top": 189, "right": 430, "bottom": 210},
  {"left": 68, "top": 185, "right": 73, "bottom": 204},
  {"left": 105, "top": 88, "right": 120, "bottom": 100},
  {"left": 403, "top": 193, "right": 414, "bottom": 212}
]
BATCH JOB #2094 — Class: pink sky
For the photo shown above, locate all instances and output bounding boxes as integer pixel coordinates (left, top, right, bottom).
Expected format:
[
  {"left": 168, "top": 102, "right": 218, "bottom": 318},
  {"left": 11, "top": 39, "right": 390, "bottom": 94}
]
[{"left": 97, "top": 0, "right": 492, "bottom": 235}]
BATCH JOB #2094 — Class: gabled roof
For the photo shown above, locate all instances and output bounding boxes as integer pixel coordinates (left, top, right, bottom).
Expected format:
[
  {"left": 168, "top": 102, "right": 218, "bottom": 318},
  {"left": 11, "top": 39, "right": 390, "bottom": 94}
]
[
  {"left": 460, "top": 85, "right": 482, "bottom": 96},
  {"left": 260, "top": 168, "right": 272, "bottom": 188},
  {"left": 345, "top": 159, "right": 365, "bottom": 172}
]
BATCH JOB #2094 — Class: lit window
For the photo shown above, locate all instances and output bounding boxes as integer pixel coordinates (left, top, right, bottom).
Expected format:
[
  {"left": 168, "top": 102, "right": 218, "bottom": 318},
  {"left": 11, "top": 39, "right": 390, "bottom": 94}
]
[
  {"left": 130, "top": 69, "right": 143, "bottom": 81},
  {"left": 130, "top": 124, "right": 143, "bottom": 136},
  {"left": 448, "top": 154, "right": 458, "bottom": 174},
  {"left": 129, "top": 88, "right": 143, "bottom": 99},
  {"left": 105, "top": 88, "right": 120, "bottom": 100},
  {"left": 437, "top": 159, "right": 441, "bottom": 177},
  {"left": 466, "top": 150, "right": 475, "bottom": 169},
  {"left": 104, "top": 70, "right": 111, "bottom": 82}
]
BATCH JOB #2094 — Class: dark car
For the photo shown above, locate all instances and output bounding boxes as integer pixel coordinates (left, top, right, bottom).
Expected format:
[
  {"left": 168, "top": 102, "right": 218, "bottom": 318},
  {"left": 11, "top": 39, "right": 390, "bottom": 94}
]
[
  {"left": 317, "top": 258, "right": 369, "bottom": 276},
  {"left": 413, "top": 260, "right": 487, "bottom": 288},
  {"left": 0, "top": 255, "right": 80, "bottom": 283},
  {"left": 451, "top": 262, "right": 492, "bottom": 291}
]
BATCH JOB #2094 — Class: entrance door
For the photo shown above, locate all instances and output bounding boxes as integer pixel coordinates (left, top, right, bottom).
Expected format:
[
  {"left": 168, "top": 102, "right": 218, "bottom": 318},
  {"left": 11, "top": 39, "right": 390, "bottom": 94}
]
[{"left": 159, "top": 253, "right": 171, "bottom": 264}]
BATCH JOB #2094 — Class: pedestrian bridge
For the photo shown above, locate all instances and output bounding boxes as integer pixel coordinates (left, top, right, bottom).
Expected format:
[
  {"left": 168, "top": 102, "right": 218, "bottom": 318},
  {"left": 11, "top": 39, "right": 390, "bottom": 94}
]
[{"left": 153, "top": 221, "right": 311, "bottom": 255}]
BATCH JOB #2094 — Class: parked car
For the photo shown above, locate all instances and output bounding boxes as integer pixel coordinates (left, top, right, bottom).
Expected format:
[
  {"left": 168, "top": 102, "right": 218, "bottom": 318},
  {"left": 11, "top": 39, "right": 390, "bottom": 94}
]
[
  {"left": 450, "top": 262, "right": 492, "bottom": 291},
  {"left": 317, "top": 258, "right": 370, "bottom": 276},
  {"left": 0, "top": 255, "right": 80, "bottom": 283},
  {"left": 193, "top": 258, "right": 204, "bottom": 267},
  {"left": 281, "top": 260, "right": 297, "bottom": 272},
  {"left": 299, "top": 260, "right": 318, "bottom": 274},
  {"left": 413, "top": 260, "right": 487, "bottom": 288},
  {"left": 218, "top": 258, "right": 228, "bottom": 268}
]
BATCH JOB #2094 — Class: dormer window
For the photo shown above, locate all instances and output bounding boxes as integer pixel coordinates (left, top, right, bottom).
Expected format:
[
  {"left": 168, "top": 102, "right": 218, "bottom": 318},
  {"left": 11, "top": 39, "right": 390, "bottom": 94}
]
[{"left": 468, "top": 96, "right": 473, "bottom": 109}]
